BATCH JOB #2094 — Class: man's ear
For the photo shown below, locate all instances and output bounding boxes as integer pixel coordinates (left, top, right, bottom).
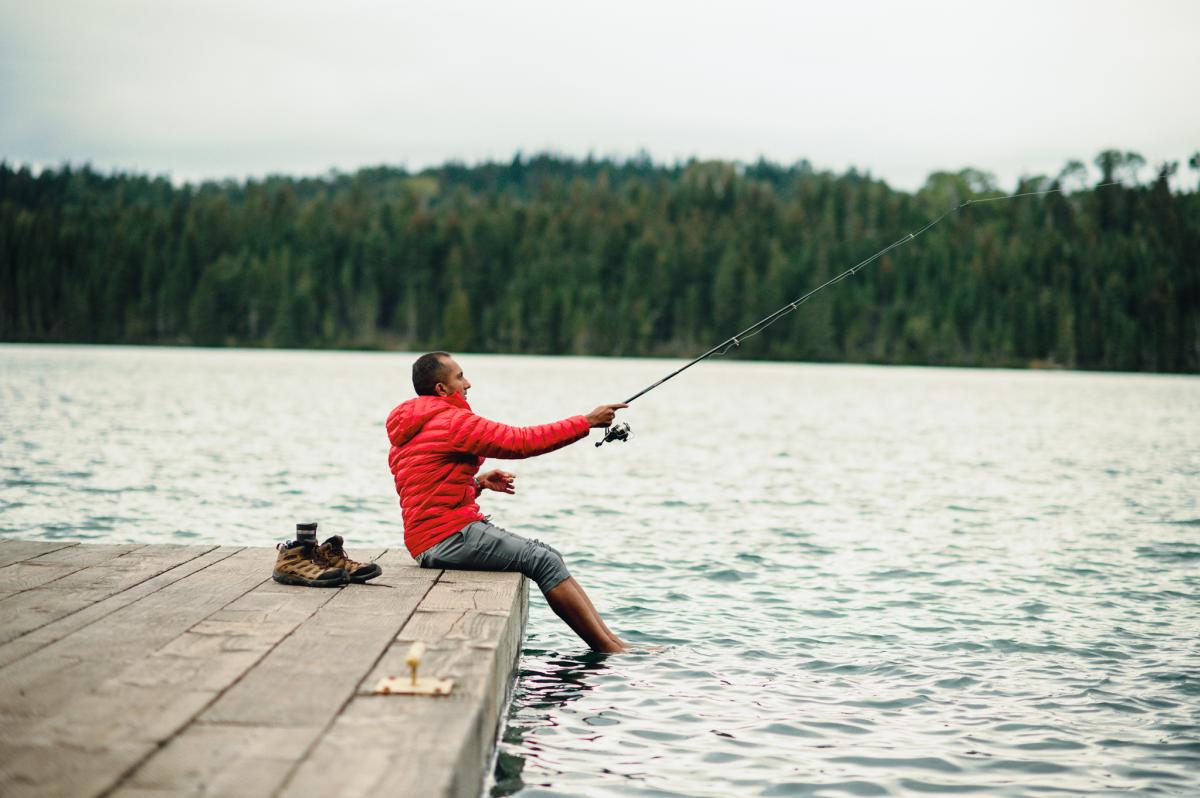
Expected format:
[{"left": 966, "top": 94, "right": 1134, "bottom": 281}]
[{"left": 434, "top": 382, "right": 449, "bottom": 397}]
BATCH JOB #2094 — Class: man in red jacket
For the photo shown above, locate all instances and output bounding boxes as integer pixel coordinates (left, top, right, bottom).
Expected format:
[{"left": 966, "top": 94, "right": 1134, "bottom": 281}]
[{"left": 387, "top": 352, "right": 629, "bottom": 652}]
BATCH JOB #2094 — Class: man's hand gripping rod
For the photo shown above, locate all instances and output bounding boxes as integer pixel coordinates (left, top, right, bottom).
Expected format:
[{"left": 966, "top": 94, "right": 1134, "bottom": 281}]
[{"left": 587, "top": 402, "right": 631, "bottom": 448}]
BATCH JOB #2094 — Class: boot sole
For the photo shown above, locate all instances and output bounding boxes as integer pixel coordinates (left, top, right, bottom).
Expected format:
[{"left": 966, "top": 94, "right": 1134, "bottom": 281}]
[
  {"left": 350, "top": 564, "right": 383, "bottom": 584},
  {"left": 272, "top": 572, "right": 349, "bottom": 588}
]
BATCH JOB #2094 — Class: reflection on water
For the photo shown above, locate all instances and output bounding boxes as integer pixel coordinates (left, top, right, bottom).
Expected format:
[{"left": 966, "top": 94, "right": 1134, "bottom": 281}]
[
  {"left": 520, "top": 650, "right": 612, "bottom": 710},
  {"left": 494, "top": 649, "right": 614, "bottom": 795},
  {"left": 2, "top": 345, "right": 1199, "bottom": 797}
]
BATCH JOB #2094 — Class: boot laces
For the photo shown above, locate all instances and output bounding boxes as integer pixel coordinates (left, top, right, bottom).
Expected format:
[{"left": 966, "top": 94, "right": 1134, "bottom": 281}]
[{"left": 311, "top": 545, "right": 338, "bottom": 570}]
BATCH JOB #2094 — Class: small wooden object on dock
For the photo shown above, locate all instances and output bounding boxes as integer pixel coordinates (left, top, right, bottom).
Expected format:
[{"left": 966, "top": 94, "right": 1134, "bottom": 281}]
[{"left": 373, "top": 641, "right": 455, "bottom": 696}]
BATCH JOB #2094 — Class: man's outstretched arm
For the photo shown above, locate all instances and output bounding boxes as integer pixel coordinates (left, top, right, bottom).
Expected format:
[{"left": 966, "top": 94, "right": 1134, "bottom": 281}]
[{"left": 446, "top": 403, "right": 627, "bottom": 460}]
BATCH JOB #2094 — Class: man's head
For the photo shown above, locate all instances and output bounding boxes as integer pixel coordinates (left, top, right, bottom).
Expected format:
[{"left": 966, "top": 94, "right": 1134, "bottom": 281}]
[{"left": 412, "top": 352, "right": 471, "bottom": 399}]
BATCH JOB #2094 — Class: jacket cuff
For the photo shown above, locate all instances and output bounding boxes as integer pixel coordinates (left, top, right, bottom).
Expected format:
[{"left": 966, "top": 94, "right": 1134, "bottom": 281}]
[{"left": 573, "top": 415, "right": 591, "bottom": 438}]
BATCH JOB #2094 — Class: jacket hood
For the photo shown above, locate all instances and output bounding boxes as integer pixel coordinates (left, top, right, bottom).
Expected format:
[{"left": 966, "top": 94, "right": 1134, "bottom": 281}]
[{"left": 386, "top": 393, "right": 471, "bottom": 447}]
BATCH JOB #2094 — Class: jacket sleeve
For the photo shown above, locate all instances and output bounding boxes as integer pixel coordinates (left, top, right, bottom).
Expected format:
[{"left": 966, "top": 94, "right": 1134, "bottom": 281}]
[{"left": 444, "top": 410, "right": 591, "bottom": 459}]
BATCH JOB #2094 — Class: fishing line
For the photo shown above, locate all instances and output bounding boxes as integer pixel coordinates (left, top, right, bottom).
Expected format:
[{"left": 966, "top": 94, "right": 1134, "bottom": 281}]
[{"left": 596, "top": 180, "right": 1121, "bottom": 447}]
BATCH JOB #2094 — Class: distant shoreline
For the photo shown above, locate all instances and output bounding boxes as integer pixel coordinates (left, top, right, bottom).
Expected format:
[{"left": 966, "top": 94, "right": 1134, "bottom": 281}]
[{"left": 6, "top": 340, "right": 1196, "bottom": 378}]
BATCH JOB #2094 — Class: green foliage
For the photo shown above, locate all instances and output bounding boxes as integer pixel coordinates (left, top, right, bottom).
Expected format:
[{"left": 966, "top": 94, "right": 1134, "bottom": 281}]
[{"left": 0, "top": 155, "right": 1196, "bottom": 372}]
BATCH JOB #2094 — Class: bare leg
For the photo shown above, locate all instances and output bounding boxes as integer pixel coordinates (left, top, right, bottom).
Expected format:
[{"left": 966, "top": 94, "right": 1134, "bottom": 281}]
[
  {"left": 544, "top": 577, "right": 627, "bottom": 653},
  {"left": 576, "top": 585, "right": 627, "bottom": 648}
]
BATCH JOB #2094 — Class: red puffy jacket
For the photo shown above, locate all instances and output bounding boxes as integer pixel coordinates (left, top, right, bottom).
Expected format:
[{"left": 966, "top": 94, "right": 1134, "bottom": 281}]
[{"left": 386, "top": 392, "right": 590, "bottom": 557}]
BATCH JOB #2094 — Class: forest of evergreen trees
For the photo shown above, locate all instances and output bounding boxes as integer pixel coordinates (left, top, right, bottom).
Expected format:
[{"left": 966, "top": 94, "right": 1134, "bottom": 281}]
[{"left": 1, "top": 151, "right": 1196, "bottom": 372}]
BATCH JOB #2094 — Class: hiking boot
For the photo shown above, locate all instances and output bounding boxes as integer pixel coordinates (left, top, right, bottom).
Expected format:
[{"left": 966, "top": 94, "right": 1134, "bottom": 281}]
[
  {"left": 273, "top": 539, "right": 349, "bottom": 587},
  {"left": 318, "top": 535, "right": 382, "bottom": 583}
]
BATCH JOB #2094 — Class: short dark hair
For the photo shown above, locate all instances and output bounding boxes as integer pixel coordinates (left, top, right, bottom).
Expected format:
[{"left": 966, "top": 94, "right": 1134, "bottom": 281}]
[{"left": 412, "top": 351, "right": 451, "bottom": 396}]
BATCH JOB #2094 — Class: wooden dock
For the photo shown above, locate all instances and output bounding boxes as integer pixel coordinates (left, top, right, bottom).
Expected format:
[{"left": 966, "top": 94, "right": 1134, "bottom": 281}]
[{"left": 0, "top": 539, "right": 528, "bottom": 798}]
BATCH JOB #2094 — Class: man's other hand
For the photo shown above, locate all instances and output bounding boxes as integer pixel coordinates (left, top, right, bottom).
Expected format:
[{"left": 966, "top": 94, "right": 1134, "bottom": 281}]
[
  {"left": 478, "top": 469, "right": 516, "bottom": 494},
  {"left": 585, "top": 403, "right": 629, "bottom": 428}
]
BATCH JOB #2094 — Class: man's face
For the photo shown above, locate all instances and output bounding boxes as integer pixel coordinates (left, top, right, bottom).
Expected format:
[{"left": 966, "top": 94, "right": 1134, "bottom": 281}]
[{"left": 435, "top": 356, "right": 471, "bottom": 399}]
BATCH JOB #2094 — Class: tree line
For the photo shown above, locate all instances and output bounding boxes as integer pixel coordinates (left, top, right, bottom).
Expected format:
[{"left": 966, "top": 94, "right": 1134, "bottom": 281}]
[{"left": 1, "top": 151, "right": 1197, "bottom": 372}]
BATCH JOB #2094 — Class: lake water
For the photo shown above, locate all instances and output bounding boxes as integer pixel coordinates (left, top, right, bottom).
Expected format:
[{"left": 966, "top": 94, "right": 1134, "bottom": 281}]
[{"left": 2, "top": 345, "right": 1198, "bottom": 797}]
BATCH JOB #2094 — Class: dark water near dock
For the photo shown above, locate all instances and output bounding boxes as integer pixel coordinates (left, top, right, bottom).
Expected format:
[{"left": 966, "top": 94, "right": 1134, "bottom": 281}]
[{"left": 3, "top": 345, "right": 1198, "bottom": 797}]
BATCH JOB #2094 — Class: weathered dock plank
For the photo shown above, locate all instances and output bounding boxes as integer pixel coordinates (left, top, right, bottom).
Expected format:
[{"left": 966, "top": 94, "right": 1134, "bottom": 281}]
[
  {"left": 0, "top": 547, "right": 273, "bottom": 798},
  {"left": 0, "top": 543, "right": 144, "bottom": 593},
  {"left": 281, "top": 572, "right": 528, "bottom": 798},
  {"left": 19, "top": 543, "right": 145, "bottom": 567},
  {"left": 0, "top": 546, "right": 240, "bottom": 669},
  {"left": 0, "top": 540, "right": 79, "bottom": 568},
  {"left": 0, "top": 547, "right": 265, "bottom": 720},
  {"left": 111, "top": 724, "right": 311, "bottom": 798},
  {"left": 198, "top": 569, "right": 431, "bottom": 726},
  {"left": 114, "top": 550, "right": 437, "bottom": 797},
  {"left": 0, "top": 544, "right": 217, "bottom": 647},
  {"left": 0, "top": 541, "right": 528, "bottom": 798}
]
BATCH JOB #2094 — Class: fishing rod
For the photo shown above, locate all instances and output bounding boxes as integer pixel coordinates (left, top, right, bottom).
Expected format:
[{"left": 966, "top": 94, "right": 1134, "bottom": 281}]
[{"left": 596, "top": 181, "right": 1121, "bottom": 448}]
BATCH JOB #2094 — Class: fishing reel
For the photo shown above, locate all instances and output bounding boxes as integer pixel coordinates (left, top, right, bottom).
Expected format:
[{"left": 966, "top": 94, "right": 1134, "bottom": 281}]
[{"left": 595, "top": 422, "right": 631, "bottom": 448}]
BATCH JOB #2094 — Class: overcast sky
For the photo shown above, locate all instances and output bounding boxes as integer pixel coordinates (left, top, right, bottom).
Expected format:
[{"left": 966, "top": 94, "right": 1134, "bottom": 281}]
[{"left": 2, "top": 0, "right": 1197, "bottom": 191}]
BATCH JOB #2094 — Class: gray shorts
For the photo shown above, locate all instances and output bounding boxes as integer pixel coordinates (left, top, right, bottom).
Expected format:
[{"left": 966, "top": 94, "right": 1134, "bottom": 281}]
[{"left": 416, "top": 520, "right": 572, "bottom": 594}]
